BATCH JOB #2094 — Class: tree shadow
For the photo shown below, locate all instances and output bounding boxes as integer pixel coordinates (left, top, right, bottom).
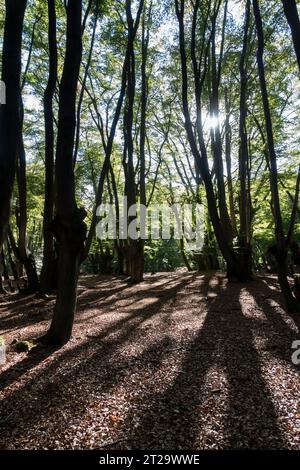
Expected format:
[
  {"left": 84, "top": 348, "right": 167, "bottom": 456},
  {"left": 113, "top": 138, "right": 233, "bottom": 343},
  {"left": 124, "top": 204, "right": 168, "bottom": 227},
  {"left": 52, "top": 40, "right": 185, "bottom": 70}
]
[
  {"left": 0, "top": 273, "right": 295, "bottom": 449},
  {"left": 119, "top": 276, "right": 285, "bottom": 449},
  {"left": 0, "top": 293, "right": 54, "bottom": 333},
  {"left": 0, "top": 273, "right": 196, "bottom": 448},
  {"left": 244, "top": 278, "right": 300, "bottom": 364}
]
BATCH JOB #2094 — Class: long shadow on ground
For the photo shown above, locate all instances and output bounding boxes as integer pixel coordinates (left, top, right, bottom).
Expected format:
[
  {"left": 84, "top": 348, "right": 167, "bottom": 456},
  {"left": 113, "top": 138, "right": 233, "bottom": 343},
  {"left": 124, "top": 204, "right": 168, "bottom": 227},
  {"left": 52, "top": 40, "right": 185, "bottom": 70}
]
[{"left": 0, "top": 273, "right": 298, "bottom": 449}]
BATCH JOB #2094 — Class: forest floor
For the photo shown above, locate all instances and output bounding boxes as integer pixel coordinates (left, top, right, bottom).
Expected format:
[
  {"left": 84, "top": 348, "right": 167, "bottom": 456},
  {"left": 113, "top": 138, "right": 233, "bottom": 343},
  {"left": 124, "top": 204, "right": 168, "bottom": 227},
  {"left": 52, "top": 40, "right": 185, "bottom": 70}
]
[{"left": 0, "top": 271, "right": 299, "bottom": 450}]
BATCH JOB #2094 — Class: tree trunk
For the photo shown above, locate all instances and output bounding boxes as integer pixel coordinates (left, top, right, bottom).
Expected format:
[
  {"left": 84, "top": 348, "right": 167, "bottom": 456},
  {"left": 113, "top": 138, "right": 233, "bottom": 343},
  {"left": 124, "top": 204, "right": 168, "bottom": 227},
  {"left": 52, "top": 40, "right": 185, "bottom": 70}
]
[
  {"left": 0, "top": 260, "right": 6, "bottom": 294},
  {"left": 238, "top": 0, "right": 252, "bottom": 278},
  {"left": 8, "top": 226, "right": 23, "bottom": 278},
  {"left": 45, "top": 239, "right": 82, "bottom": 344},
  {"left": 124, "top": 239, "right": 144, "bottom": 283},
  {"left": 0, "top": 0, "right": 27, "bottom": 252},
  {"left": 175, "top": 0, "right": 250, "bottom": 281},
  {"left": 43, "top": 0, "right": 86, "bottom": 346},
  {"left": 224, "top": 89, "right": 238, "bottom": 238},
  {"left": 253, "top": 0, "right": 299, "bottom": 311},
  {"left": 17, "top": 104, "right": 40, "bottom": 292},
  {"left": 6, "top": 237, "right": 20, "bottom": 290},
  {"left": 180, "top": 238, "right": 192, "bottom": 271},
  {"left": 40, "top": 0, "right": 58, "bottom": 294},
  {"left": 281, "top": 0, "right": 300, "bottom": 72},
  {"left": 83, "top": 0, "right": 144, "bottom": 260},
  {"left": 1, "top": 249, "right": 14, "bottom": 292},
  {"left": 122, "top": 0, "right": 145, "bottom": 283},
  {"left": 134, "top": 7, "right": 151, "bottom": 283},
  {"left": 210, "top": 9, "right": 233, "bottom": 243}
]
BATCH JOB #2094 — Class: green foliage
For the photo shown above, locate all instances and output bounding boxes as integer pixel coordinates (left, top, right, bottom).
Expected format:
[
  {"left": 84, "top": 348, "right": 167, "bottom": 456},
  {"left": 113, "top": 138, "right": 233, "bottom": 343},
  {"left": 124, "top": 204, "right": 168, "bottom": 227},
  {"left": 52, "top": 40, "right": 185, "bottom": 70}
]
[
  {"left": 144, "top": 239, "right": 184, "bottom": 272},
  {"left": 1, "top": 0, "right": 299, "bottom": 276}
]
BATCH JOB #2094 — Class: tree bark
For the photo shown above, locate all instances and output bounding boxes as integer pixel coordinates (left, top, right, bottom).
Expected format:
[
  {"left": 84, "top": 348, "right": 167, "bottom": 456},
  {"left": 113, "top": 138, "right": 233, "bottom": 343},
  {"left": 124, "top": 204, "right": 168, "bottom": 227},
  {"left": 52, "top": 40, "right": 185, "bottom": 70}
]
[
  {"left": 44, "top": 0, "right": 86, "bottom": 345},
  {"left": 238, "top": 0, "right": 252, "bottom": 278},
  {"left": 8, "top": 226, "right": 23, "bottom": 278},
  {"left": 0, "top": 257, "right": 6, "bottom": 294},
  {"left": 286, "top": 165, "right": 300, "bottom": 247},
  {"left": 1, "top": 249, "right": 14, "bottom": 292},
  {"left": 281, "top": 0, "right": 300, "bottom": 72},
  {"left": 40, "top": 0, "right": 58, "bottom": 294},
  {"left": 210, "top": 5, "right": 233, "bottom": 243},
  {"left": 17, "top": 102, "right": 40, "bottom": 292},
  {"left": 73, "top": 0, "right": 98, "bottom": 165},
  {"left": 253, "top": 0, "right": 299, "bottom": 311},
  {"left": 224, "top": 88, "right": 238, "bottom": 237},
  {"left": 0, "top": 0, "right": 27, "bottom": 252},
  {"left": 6, "top": 237, "right": 20, "bottom": 290}
]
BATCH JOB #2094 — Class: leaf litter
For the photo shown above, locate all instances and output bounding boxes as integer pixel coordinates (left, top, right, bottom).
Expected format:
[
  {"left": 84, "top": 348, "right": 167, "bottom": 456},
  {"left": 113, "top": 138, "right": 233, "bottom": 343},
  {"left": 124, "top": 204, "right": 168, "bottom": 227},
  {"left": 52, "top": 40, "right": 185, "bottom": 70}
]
[{"left": 0, "top": 272, "right": 299, "bottom": 449}]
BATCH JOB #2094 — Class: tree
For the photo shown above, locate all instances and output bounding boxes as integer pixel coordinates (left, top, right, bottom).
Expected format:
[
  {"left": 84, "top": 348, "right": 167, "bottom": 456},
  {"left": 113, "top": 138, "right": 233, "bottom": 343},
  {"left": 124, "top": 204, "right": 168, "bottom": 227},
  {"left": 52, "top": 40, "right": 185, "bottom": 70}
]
[
  {"left": 0, "top": 0, "right": 27, "bottom": 253},
  {"left": 17, "top": 17, "right": 40, "bottom": 292},
  {"left": 121, "top": 0, "right": 148, "bottom": 283},
  {"left": 83, "top": 0, "right": 145, "bottom": 266},
  {"left": 43, "top": 0, "right": 87, "bottom": 345},
  {"left": 175, "top": 0, "right": 250, "bottom": 281},
  {"left": 39, "top": 0, "right": 58, "bottom": 294},
  {"left": 253, "top": 0, "right": 299, "bottom": 312},
  {"left": 238, "top": 0, "right": 252, "bottom": 277},
  {"left": 281, "top": 0, "right": 300, "bottom": 72}
]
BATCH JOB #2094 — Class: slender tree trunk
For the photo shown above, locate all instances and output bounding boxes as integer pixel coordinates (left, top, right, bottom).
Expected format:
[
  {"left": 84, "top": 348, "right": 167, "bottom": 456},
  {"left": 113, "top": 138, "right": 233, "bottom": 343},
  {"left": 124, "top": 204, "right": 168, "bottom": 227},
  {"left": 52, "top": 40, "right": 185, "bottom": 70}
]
[
  {"left": 0, "top": 0, "right": 27, "bottom": 252},
  {"left": 281, "top": 0, "right": 300, "bottom": 72},
  {"left": 238, "top": 0, "right": 252, "bottom": 278},
  {"left": 109, "top": 163, "right": 125, "bottom": 275},
  {"left": 1, "top": 249, "right": 13, "bottom": 292},
  {"left": 123, "top": 0, "right": 139, "bottom": 281},
  {"left": 8, "top": 226, "right": 23, "bottom": 278},
  {"left": 134, "top": 8, "right": 150, "bottom": 282},
  {"left": 210, "top": 9, "right": 233, "bottom": 243},
  {"left": 40, "top": 0, "right": 58, "bottom": 294},
  {"left": 6, "top": 237, "right": 20, "bottom": 290},
  {"left": 73, "top": 1, "right": 98, "bottom": 166},
  {"left": 224, "top": 89, "right": 237, "bottom": 237},
  {"left": 121, "top": 0, "right": 140, "bottom": 283},
  {"left": 44, "top": 0, "right": 86, "bottom": 345},
  {"left": 17, "top": 102, "right": 40, "bottom": 292},
  {"left": 0, "top": 258, "right": 6, "bottom": 294},
  {"left": 13, "top": 15, "right": 40, "bottom": 292},
  {"left": 83, "top": 0, "right": 144, "bottom": 260},
  {"left": 286, "top": 165, "right": 300, "bottom": 246},
  {"left": 180, "top": 238, "right": 192, "bottom": 271},
  {"left": 175, "top": 0, "right": 250, "bottom": 281},
  {"left": 99, "top": 0, "right": 145, "bottom": 284},
  {"left": 253, "top": 0, "right": 299, "bottom": 311}
]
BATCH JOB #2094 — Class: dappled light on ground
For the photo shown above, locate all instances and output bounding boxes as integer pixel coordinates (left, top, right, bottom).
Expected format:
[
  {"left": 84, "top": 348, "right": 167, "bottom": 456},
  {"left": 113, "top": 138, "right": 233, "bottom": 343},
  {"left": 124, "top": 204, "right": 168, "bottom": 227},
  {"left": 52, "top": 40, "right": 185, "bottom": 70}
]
[{"left": 0, "top": 272, "right": 299, "bottom": 449}]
